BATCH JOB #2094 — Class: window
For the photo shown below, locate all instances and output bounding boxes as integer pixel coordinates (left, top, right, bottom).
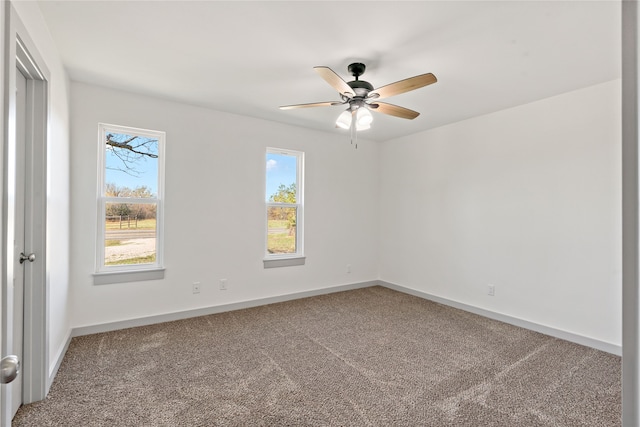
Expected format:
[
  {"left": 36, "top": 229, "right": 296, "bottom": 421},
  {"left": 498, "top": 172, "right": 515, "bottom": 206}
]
[
  {"left": 264, "top": 148, "right": 304, "bottom": 268},
  {"left": 95, "top": 123, "right": 165, "bottom": 284}
]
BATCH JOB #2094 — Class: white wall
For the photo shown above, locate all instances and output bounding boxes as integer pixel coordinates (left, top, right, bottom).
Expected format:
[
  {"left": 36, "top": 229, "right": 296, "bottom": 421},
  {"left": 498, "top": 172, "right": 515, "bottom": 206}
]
[
  {"left": 379, "top": 80, "right": 622, "bottom": 347},
  {"left": 10, "top": 1, "right": 72, "bottom": 381},
  {"left": 69, "top": 82, "right": 379, "bottom": 328}
]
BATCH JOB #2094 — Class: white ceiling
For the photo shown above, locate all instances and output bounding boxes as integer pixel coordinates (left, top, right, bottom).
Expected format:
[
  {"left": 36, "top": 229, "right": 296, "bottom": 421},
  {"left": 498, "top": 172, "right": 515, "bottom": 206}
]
[{"left": 36, "top": 1, "right": 621, "bottom": 142}]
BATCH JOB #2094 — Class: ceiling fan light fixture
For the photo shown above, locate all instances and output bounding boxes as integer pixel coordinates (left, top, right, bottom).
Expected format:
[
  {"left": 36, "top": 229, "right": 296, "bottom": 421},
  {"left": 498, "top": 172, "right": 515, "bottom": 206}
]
[
  {"left": 356, "top": 108, "right": 373, "bottom": 128},
  {"left": 335, "top": 110, "right": 352, "bottom": 129}
]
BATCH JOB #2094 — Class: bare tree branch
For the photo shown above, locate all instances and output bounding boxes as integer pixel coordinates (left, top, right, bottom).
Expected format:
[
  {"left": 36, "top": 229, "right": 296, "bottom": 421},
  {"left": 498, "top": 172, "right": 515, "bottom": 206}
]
[
  {"left": 106, "top": 133, "right": 158, "bottom": 177},
  {"left": 106, "top": 134, "right": 158, "bottom": 158}
]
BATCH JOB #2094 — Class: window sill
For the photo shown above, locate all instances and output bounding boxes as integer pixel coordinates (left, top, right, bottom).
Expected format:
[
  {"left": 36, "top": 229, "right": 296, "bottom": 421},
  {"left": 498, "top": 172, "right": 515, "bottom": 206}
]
[
  {"left": 93, "top": 268, "right": 165, "bottom": 285},
  {"left": 263, "top": 256, "right": 306, "bottom": 269}
]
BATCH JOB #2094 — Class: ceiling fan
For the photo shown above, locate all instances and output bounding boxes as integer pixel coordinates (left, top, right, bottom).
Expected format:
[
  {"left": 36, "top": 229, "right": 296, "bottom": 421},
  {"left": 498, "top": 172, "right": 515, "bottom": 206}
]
[{"left": 280, "top": 63, "right": 437, "bottom": 132}]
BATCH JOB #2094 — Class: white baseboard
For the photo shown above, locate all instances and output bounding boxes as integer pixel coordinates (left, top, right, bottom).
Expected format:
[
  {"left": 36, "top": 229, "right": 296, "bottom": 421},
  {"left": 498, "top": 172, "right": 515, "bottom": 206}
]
[
  {"left": 379, "top": 280, "right": 621, "bottom": 356},
  {"left": 72, "top": 280, "right": 378, "bottom": 338}
]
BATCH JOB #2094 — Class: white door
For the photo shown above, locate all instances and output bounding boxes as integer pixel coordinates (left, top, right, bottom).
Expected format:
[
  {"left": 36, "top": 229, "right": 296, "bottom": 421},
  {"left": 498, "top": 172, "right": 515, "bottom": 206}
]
[{"left": 9, "top": 65, "right": 28, "bottom": 418}]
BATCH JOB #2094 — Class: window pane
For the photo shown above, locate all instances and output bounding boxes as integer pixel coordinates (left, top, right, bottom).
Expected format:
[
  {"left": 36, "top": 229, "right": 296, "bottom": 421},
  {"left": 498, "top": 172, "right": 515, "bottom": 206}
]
[
  {"left": 266, "top": 152, "right": 297, "bottom": 203},
  {"left": 105, "top": 132, "right": 158, "bottom": 197},
  {"left": 105, "top": 202, "right": 157, "bottom": 266},
  {"left": 267, "top": 206, "right": 297, "bottom": 254}
]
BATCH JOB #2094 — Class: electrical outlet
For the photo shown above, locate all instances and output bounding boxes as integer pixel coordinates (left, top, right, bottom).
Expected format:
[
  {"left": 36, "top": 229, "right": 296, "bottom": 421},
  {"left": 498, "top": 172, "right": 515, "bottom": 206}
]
[
  {"left": 192, "top": 282, "right": 201, "bottom": 294},
  {"left": 488, "top": 284, "right": 495, "bottom": 296},
  {"left": 220, "top": 279, "right": 227, "bottom": 290},
  {"left": 346, "top": 264, "right": 351, "bottom": 274}
]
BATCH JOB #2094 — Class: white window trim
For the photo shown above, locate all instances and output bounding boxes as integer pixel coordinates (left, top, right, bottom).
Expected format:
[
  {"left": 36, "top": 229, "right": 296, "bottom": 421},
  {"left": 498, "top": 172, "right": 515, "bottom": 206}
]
[
  {"left": 94, "top": 123, "right": 166, "bottom": 284},
  {"left": 264, "top": 147, "right": 305, "bottom": 268}
]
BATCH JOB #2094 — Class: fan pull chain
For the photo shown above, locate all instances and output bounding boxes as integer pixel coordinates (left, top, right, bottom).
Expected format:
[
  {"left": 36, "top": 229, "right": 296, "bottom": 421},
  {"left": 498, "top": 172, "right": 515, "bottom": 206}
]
[
  {"left": 349, "top": 122, "right": 353, "bottom": 145},
  {"left": 349, "top": 111, "right": 358, "bottom": 149},
  {"left": 350, "top": 124, "right": 358, "bottom": 149},
  {"left": 350, "top": 111, "right": 355, "bottom": 147}
]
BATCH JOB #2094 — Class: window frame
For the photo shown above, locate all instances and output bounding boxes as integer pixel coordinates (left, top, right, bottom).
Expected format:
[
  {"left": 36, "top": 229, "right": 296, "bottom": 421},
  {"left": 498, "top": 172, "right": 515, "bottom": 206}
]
[
  {"left": 264, "top": 147, "right": 305, "bottom": 268},
  {"left": 94, "top": 123, "right": 166, "bottom": 283}
]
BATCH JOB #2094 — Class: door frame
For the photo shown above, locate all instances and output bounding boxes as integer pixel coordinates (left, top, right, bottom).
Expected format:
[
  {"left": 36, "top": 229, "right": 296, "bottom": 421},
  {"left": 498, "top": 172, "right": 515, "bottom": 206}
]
[
  {"left": 1, "top": 5, "right": 49, "bottom": 425},
  {"left": 622, "top": 2, "right": 640, "bottom": 425},
  {"left": 0, "top": 0, "right": 6, "bottom": 421}
]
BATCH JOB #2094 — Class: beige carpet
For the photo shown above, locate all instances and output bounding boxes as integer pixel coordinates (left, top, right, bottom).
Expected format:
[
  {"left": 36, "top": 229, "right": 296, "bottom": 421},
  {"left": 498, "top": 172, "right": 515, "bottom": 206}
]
[{"left": 13, "top": 286, "right": 621, "bottom": 426}]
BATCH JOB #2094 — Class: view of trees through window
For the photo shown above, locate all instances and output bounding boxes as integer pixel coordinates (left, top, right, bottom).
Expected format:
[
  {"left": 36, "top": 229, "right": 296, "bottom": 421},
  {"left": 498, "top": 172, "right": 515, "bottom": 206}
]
[
  {"left": 102, "top": 130, "right": 159, "bottom": 266},
  {"left": 266, "top": 150, "right": 301, "bottom": 255},
  {"left": 267, "top": 184, "right": 297, "bottom": 253}
]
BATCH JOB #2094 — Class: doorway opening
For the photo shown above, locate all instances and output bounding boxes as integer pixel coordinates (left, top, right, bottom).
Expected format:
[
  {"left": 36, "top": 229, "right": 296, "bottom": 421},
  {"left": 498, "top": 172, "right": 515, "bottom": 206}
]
[{"left": 1, "top": 13, "right": 49, "bottom": 424}]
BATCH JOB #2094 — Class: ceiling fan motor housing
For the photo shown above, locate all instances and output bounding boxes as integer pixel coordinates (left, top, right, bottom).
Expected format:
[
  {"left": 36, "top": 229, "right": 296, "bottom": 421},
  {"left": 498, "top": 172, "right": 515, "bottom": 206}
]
[{"left": 348, "top": 80, "right": 373, "bottom": 97}]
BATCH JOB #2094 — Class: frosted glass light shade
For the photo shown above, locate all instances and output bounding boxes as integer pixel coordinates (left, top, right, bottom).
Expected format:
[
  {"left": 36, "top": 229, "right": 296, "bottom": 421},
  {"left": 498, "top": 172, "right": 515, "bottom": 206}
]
[
  {"left": 336, "top": 110, "right": 352, "bottom": 129},
  {"left": 356, "top": 108, "right": 373, "bottom": 131},
  {"left": 357, "top": 108, "right": 373, "bottom": 126}
]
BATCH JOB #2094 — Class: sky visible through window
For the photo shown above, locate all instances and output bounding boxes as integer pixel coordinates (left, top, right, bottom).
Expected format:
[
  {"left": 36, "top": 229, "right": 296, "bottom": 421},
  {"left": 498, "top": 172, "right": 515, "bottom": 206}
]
[
  {"left": 105, "top": 132, "right": 158, "bottom": 196},
  {"left": 266, "top": 152, "right": 296, "bottom": 201}
]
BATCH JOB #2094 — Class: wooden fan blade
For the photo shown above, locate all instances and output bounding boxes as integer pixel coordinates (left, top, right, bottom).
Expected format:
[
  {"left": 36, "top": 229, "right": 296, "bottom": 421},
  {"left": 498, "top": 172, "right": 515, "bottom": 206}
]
[
  {"left": 314, "top": 66, "right": 355, "bottom": 97},
  {"left": 280, "top": 101, "right": 342, "bottom": 110},
  {"left": 368, "top": 73, "right": 437, "bottom": 100},
  {"left": 369, "top": 102, "right": 420, "bottom": 119}
]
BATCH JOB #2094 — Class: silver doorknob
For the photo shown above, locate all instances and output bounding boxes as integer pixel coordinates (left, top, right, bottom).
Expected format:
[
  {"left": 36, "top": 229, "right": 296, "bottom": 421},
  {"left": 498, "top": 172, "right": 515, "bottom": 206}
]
[
  {"left": 19, "top": 252, "right": 35, "bottom": 264},
  {"left": 0, "top": 355, "right": 20, "bottom": 384}
]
